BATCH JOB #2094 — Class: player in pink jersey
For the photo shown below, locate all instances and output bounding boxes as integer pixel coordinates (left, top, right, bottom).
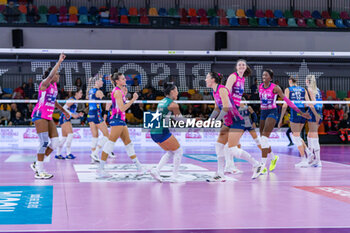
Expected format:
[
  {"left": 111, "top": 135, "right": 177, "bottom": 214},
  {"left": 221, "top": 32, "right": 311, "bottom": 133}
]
[
  {"left": 256, "top": 69, "right": 310, "bottom": 178},
  {"left": 97, "top": 72, "right": 144, "bottom": 179},
  {"left": 30, "top": 53, "right": 70, "bottom": 179},
  {"left": 222, "top": 60, "right": 262, "bottom": 179},
  {"left": 206, "top": 71, "right": 261, "bottom": 182},
  {"left": 223, "top": 59, "right": 252, "bottom": 174}
]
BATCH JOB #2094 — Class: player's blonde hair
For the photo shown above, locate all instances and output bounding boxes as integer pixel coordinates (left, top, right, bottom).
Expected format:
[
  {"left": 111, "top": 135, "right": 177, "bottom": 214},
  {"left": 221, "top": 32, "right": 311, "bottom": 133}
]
[{"left": 306, "top": 75, "right": 317, "bottom": 94}]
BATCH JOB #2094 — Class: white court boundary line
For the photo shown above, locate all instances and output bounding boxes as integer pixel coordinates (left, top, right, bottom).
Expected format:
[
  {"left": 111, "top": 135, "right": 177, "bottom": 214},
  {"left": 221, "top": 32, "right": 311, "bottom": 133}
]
[{"left": 3, "top": 225, "right": 350, "bottom": 232}]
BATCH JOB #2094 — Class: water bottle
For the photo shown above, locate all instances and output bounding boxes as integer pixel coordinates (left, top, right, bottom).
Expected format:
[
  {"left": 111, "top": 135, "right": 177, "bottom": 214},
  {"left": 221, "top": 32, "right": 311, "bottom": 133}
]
[{"left": 4, "top": 120, "right": 7, "bottom": 126}]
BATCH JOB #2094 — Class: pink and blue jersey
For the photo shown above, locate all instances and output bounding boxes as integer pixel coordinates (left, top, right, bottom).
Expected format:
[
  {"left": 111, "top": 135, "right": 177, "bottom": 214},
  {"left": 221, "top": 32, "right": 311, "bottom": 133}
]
[
  {"left": 259, "top": 83, "right": 277, "bottom": 110},
  {"left": 230, "top": 72, "right": 245, "bottom": 107},
  {"left": 110, "top": 86, "right": 126, "bottom": 122},
  {"left": 32, "top": 82, "right": 58, "bottom": 121},
  {"left": 213, "top": 84, "right": 241, "bottom": 126}
]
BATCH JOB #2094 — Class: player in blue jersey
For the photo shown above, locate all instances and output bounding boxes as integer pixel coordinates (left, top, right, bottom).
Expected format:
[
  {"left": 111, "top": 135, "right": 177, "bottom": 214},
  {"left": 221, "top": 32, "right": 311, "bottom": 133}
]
[
  {"left": 278, "top": 77, "right": 318, "bottom": 167},
  {"left": 87, "top": 75, "right": 112, "bottom": 163},
  {"left": 305, "top": 75, "right": 323, "bottom": 167},
  {"left": 55, "top": 88, "right": 84, "bottom": 159}
]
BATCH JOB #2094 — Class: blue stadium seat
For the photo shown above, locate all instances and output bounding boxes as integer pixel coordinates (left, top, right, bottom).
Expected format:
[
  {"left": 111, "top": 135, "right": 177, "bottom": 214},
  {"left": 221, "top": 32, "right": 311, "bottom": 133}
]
[
  {"left": 274, "top": 10, "right": 283, "bottom": 18},
  {"left": 246, "top": 9, "right": 255, "bottom": 18},
  {"left": 89, "top": 6, "right": 98, "bottom": 15},
  {"left": 209, "top": 16, "right": 219, "bottom": 26},
  {"left": 311, "top": 10, "right": 322, "bottom": 19},
  {"left": 158, "top": 8, "right": 167, "bottom": 16},
  {"left": 3, "top": 88, "right": 13, "bottom": 94},
  {"left": 268, "top": 18, "right": 278, "bottom": 26},
  {"left": 119, "top": 7, "right": 128, "bottom": 16},
  {"left": 229, "top": 17, "right": 239, "bottom": 26},
  {"left": 48, "top": 14, "right": 58, "bottom": 25},
  {"left": 259, "top": 17, "right": 268, "bottom": 26},
  {"left": 335, "top": 19, "right": 346, "bottom": 28},
  {"left": 99, "top": 17, "right": 110, "bottom": 25},
  {"left": 78, "top": 6, "right": 88, "bottom": 15},
  {"left": 343, "top": 19, "right": 350, "bottom": 27}
]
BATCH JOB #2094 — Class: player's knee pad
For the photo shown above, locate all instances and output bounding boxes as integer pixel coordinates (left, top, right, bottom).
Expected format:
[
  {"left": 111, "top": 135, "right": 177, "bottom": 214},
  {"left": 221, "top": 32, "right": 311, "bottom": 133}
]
[
  {"left": 125, "top": 142, "right": 135, "bottom": 157},
  {"left": 254, "top": 137, "right": 261, "bottom": 146},
  {"left": 91, "top": 137, "right": 98, "bottom": 149},
  {"left": 215, "top": 142, "right": 225, "bottom": 158},
  {"left": 102, "top": 140, "right": 115, "bottom": 155},
  {"left": 66, "top": 133, "right": 73, "bottom": 147},
  {"left": 98, "top": 136, "right": 108, "bottom": 148},
  {"left": 37, "top": 132, "right": 49, "bottom": 154},
  {"left": 49, "top": 137, "right": 60, "bottom": 150},
  {"left": 292, "top": 135, "right": 302, "bottom": 147},
  {"left": 260, "top": 136, "right": 270, "bottom": 149}
]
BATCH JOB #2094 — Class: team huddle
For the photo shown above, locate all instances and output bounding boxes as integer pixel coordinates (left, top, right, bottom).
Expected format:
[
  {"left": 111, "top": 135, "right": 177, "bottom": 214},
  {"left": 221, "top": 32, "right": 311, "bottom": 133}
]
[{"left": 29, "top": 54, "right": 323, "bottom": 182}]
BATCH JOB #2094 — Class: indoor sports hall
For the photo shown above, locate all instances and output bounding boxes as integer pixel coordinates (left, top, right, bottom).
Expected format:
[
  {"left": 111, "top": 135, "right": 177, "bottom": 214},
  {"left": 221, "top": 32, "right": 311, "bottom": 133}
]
[{"left": 0, "top": 0, "right": 350, "bottom": 233}]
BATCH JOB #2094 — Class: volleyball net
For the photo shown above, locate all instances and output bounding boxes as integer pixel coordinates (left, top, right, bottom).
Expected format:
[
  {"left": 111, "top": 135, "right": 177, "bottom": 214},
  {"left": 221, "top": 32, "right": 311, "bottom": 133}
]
[{"left": 0, "top": 49, "right": 349, "bottom": 143}]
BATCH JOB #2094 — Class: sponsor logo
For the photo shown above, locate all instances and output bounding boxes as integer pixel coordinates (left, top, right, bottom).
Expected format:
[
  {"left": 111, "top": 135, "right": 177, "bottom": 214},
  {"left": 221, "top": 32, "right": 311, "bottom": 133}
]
[
  {"left": 143, "top": 110, "right": 221, "bottom": 130},
  {"left": 23, "top": 129, "right": 38, "bottom": 139},
  {"left": 0, "top": 186, "right": 53, "bottom": 224},
  {"left": 0, "top": 129, "right": 18, "bottom": 137},
  {"left": 143, "top": 110, "right": 162, "bottom": 129},
  {"left": 295, "top": 186, "right": 350, "bottom": 204}
]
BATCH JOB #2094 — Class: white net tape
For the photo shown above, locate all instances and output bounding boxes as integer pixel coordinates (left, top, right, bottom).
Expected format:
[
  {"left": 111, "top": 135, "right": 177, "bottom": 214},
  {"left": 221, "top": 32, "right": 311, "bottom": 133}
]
[{"left": 0, "top": 100, "right": 349, "bottom": 104}]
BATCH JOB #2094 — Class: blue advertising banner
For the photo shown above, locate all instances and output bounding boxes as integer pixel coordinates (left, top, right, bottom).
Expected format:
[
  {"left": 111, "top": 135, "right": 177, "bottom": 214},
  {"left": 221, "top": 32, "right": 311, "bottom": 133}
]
[{"left": 0, "top": 186, "right": 53, "bottom": 225}]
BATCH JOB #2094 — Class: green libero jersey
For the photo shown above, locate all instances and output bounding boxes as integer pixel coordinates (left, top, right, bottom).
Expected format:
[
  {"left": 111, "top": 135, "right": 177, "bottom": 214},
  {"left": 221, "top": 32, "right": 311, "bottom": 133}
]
[{"left": 150, "top": 97, "right": 173, "bottom": 135}]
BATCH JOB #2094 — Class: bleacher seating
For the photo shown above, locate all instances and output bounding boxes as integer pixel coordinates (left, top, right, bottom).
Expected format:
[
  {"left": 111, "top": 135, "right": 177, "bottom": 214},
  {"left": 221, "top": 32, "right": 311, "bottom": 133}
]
[
  {"left": 226, "top": 9, "right": 235, "bottom": 18},
  {"left": 200, "top": 15, "right": 209, "bottom": 25},
  {"left": 297, "top": 18, "right": 306, "bottom": 27},
  {"left": 0, "top": 3, "right": 348, "bottom": 30},
  {"left": 265, "top": 9, "right": 274, "bottom": 18},
  {"left": 274, "top": 10, "right": 283, "bottom": 18},
  {"left": 268, "top": 18, "right": 278, "bottom": 26},
  {"left": 293, "top": 10, "right": 302, "bottom": 18},
  {"left": 303, "top": 10, "right": 312, "bottom": 18},
  {"left": 259, "top": 18, "right": 268, "bottom": 26}
]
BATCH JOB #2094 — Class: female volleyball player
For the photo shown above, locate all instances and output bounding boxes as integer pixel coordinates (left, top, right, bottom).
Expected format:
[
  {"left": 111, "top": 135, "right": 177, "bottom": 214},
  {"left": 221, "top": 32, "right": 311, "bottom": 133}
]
[
  {"left": 237, "top": 98, "right": 262, "bottom": 147},
  {"left": 305, "top": 75, "right": 323, "bottom": 167},
  {"left": 278, "top": 77, "right": 317, "bottom": 167},
  {"left": 87, "top": 75, "right": 111, "bottom": 163},
  {"left": 223, "top": 60, "right": 263, "bottom": 176},
  {"left": 206, "top": 71, "right": 261, "bottom": 182},
  {"left": 149, "top": 82, "right": 185, "bottom": 183},
  {"left": 225, "top": 97, "right": 261, "bottom": 174},
  {"left": 30, "top": 53, "right": 69, "bottom": 179},
  {"left": 55, "top": 88, "right": 84, "bottom": 160},
  {"left": 257, "top": 69, "right": 310, "bottom": 177},
  {"left": 97, "top": 73, "right": 144, "bottom": 178}
]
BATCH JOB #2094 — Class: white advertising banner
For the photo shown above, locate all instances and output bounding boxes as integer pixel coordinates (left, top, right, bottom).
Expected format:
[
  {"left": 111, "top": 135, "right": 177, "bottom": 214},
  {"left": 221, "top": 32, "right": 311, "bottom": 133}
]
[{"left": 0, "top": 127, "right": 290, "bottom": 149}]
